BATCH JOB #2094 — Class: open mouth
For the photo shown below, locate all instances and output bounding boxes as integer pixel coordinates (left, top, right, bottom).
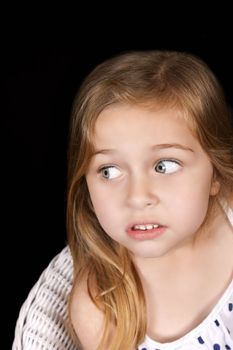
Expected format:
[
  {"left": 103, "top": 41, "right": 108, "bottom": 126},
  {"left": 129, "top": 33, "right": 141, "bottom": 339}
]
[
  {"left": 127, "top": 223, "right": 166, "bottom": 240},
  {"left": 132, "top": 224, "right": 161, "bottom": 231}
]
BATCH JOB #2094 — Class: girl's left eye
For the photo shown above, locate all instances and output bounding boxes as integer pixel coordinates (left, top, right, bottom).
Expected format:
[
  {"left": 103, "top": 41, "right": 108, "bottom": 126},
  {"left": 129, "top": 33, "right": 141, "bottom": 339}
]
[
  {"left": 155, "top": 160, "right": 181, "bottom": 174},
  {"left": 100, "top": 166, "right": 122, "bottom": 179}
]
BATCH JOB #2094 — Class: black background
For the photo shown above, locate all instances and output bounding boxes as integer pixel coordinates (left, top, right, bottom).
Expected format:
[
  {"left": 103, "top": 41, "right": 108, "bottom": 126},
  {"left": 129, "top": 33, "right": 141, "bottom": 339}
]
[{"left": 3, "top": 9, "right": 232, "bottom": 349}]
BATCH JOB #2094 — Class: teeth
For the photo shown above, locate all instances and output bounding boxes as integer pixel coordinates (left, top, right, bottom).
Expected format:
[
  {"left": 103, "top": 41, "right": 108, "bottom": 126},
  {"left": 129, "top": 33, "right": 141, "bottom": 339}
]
[{"left": 133, "top": 224, "right": 159, "bottom": 230}]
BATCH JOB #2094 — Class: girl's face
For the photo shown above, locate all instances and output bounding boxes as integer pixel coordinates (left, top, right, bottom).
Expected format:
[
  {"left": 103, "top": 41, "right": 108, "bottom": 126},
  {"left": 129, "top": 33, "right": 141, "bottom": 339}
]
[{"left": 86, "top": 104, "right": 220, "bottom": 259}]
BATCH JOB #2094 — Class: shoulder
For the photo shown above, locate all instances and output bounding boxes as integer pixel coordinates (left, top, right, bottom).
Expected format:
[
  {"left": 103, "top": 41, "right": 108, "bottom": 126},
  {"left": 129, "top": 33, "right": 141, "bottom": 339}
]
[
  {"left": 13, "top": 246, "right": 77, "bottom": 350},
  {"left": 70, "top": 276, "right": 112, "bottom": 350}
]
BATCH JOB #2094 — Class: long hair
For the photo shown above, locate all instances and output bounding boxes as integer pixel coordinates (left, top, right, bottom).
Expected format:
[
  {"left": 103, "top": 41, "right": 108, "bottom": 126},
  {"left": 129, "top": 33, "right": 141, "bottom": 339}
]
[{"left": 67, "top": 50, "right": 233, "bottom": 349}]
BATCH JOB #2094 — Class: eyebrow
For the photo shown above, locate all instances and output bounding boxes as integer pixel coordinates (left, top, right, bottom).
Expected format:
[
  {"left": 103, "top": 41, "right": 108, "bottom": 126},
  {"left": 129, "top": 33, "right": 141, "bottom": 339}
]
[
  {"left": 92, "top": 143, "right": 194, "bottom": 156},
  {"left": 151, "top": 143, "right": 194, "bottom": 152}
]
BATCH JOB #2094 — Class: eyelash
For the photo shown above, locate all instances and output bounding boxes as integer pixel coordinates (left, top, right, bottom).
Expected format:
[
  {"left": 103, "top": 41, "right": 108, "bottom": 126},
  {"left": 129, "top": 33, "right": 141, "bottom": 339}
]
[
  {"left": 98, "top": 165, "right": 114, "bottom": 172},
  {"left": 97, "top": 159, "right": 182, "bottom": 179},
  {"left": 155, "top": 159, "right": 182, "bottom": 173},
  {"left": 98, "top": 165, "right": 120, "bottom": 179}
]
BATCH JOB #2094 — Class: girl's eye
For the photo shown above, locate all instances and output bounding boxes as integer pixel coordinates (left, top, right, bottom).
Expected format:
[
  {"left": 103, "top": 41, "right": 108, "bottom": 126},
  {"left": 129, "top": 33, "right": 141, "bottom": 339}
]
[
  {"left": 155, "top": 160, "right": 181, "bottom": 174},
  {"left": 100, "top": 166, "right": 122, "bottom": 179}
]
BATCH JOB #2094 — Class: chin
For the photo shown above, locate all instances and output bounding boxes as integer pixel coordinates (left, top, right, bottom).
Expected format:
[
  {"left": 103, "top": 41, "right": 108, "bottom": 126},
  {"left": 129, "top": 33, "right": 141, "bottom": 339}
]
[{"left": 130, "top": 247, "right": 167, "bottom": 259}]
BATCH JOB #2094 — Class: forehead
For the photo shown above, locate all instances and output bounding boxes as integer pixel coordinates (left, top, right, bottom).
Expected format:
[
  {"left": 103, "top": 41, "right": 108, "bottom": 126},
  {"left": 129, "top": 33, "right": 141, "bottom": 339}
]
[{"left": 92, "top": 104, "right": 196, "bottom": 146}]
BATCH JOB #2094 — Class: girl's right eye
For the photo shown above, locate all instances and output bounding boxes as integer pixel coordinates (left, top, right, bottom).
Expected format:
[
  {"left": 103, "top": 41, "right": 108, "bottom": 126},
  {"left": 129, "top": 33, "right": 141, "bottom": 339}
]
[{"left": 99, "top": 166, "right": 122, "bottom": 179}]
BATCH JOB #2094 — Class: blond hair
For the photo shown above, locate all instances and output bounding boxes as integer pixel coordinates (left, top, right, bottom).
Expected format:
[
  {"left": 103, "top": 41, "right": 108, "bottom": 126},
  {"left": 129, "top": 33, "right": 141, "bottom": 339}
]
[{"left": 67, "top": 50, "right": 233, "bottom": 349}]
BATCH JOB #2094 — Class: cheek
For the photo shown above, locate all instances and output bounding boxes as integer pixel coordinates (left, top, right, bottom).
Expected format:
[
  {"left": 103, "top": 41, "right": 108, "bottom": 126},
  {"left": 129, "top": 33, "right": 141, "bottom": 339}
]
[
  {"left": 169, "top": 183, "right": 211, "bottom": 229},
  {"left": 88, "top": 190, "right": 105, "bottom": 216},
  {"left": 87, "top": 185, "right": 117, "bottom": 231},
  {"left": 92, "top": 203, "right": 116, "bottom": 238}
]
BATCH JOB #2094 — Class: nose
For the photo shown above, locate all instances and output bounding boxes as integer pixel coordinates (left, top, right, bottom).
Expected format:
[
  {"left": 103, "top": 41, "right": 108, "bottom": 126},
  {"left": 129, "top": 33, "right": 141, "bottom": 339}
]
[{"left": 126, "top": 174, "right": 159, "bottom": 209}]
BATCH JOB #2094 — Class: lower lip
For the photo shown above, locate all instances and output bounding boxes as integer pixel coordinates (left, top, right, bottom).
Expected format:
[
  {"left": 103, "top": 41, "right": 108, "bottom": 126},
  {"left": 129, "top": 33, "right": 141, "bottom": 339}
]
[{"left": 126, "top": 227, "right": 166, "bottom": 240}]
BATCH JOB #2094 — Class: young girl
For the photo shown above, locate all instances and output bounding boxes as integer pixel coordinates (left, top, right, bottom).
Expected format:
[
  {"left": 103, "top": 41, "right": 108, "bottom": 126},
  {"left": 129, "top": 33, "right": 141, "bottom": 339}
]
[{"left": 66, "top": 50, "right": 233, "bottom": 350}]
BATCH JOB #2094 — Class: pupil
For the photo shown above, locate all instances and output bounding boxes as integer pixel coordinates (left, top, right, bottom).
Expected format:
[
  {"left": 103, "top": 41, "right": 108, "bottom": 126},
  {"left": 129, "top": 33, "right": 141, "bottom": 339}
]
[
  {"left": 157, "top": 162, "right": 165, "bottom": 172},
  {"left": 103, "top": 169, "right": 109, "bottom": 177}
]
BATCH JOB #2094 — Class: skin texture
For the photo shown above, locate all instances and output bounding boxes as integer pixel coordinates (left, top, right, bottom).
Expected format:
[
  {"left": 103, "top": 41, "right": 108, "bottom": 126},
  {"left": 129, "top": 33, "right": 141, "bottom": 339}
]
[
  {"left": 86, "top": 104, "right": 220, "bottom": 259},
  {"left": 71, "top": 104, "right": 233, "bottom": 348}
]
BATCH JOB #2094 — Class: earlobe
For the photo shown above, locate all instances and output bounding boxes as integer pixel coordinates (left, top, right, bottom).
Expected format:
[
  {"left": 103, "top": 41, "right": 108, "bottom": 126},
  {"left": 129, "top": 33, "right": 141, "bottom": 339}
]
[{"left": 210, "top": 179, "right": 220, "bottom": 196}]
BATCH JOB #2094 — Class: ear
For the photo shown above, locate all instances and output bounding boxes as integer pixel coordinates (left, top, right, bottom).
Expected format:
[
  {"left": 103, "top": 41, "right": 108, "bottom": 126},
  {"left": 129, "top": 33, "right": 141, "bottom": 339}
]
[{"left": 210, "top": 177, "right": 220, "bottom": 196}]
